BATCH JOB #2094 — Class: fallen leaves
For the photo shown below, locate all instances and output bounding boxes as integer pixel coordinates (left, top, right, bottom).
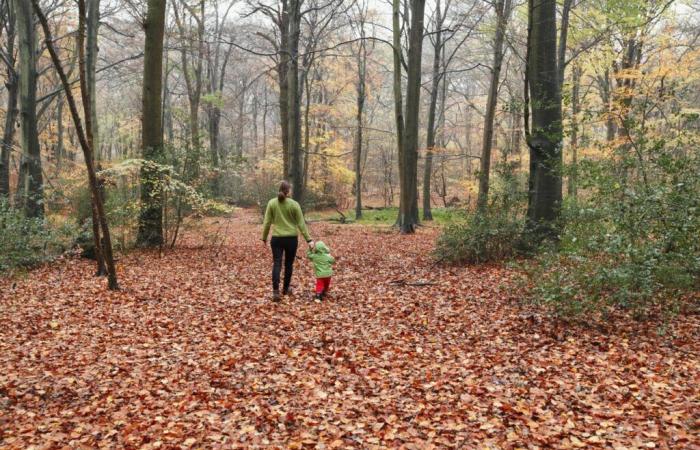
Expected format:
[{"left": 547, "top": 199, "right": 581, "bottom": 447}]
[{"left": 0, "top": 210, "right": 698, "bottom": 448}]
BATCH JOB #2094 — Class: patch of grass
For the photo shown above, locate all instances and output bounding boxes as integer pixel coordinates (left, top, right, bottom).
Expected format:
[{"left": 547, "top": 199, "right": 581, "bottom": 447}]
[{"left": 306, "top": 207, "right": 466, "bottom": 226}]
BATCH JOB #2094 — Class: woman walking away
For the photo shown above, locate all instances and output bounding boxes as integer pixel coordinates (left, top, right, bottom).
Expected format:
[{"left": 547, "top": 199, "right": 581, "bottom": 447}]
[{"left": 262, "top": 181, "right": 313, "bottom": 302}]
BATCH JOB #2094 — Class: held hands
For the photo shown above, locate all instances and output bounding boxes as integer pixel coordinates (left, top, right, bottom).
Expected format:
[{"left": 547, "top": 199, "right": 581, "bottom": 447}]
[{"left": 307, "top": 240, "right": 315, "bottom": 250}]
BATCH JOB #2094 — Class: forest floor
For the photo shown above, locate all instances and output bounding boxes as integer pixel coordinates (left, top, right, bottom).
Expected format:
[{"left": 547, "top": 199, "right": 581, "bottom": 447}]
[{"left": 1, "top": 210, "right": 699, "bottom": 449}]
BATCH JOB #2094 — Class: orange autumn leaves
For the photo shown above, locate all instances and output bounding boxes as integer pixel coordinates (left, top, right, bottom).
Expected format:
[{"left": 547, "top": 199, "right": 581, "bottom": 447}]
[{"left": 0, "top": 211, "right": 698, "bottom": 448}]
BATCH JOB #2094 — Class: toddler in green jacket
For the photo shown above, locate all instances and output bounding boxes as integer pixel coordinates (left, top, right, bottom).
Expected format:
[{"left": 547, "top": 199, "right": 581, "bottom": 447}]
[{"left": 307, "top": 241, "right": 335, "bottom": 302}]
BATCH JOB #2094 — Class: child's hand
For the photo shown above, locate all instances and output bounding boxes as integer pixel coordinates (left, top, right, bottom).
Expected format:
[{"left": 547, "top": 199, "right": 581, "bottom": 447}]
[{"left": 308, "top": 240, "right": 315, "bottom": 250}]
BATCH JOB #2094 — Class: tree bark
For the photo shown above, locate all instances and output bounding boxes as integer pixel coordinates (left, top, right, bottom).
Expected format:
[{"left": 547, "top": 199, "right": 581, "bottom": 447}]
[
  {"left": 86, "top": 0, "right": 100, "bottom": 160},
  {"left": 278, "top": 0, "right": 290, "bottom": 178},
  {"left": 392, "top": 0, "right": 405, "bottom": 213},
  {"left": 568, "top": 64, "right": 581, "bottom": 198},
  {"left": 76, "top": 0, "right": 106, "bottom": 275},
  {"left": 137, "top": 0, "right": 166, "bottom": 247},
  {"left": 524, "top": 0, "right": 563, "bottom": 242},
  {"left": 354, "top": 11, "right": 367, "bottom": 219},
  {"left": 399, "top": 0, "right": 426, "bottom": 234},
  {"left": 33, "top": 0, "right": 119, "bottom": 289},
  {"left": 422, "top": 0, "right": 444, "bottom": 221},
  {"left": 476, "top": 0, "right": 511, "bottom": 212},
  {"left": 0, "top": 3, "right": 17, "bottom": 198},
  {"left": 557, "top": 0, "right": 573, "bottom": 89},
  {"left": 173, "top": 0, "right": 204, "bottom": 179},
  {"left": 287, "top": 0, "right": 303, "bottom": 202},
  {"left": 13, "top": 0, "right": 43, "bottom": 218}
]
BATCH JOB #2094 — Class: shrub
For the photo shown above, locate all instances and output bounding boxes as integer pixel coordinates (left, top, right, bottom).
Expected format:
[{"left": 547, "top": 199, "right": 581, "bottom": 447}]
[
  {"left": 435, "top": 211, "right": 524, "bottom": 264},
  {"left": 435, "top": 162, "right": 526, "bottom": 264},
  {"left": 526, "top": 128, "right": 700, "bottom": 321},
  {"left": 0, "top": 200, "right": 78, "bottom": 272}
]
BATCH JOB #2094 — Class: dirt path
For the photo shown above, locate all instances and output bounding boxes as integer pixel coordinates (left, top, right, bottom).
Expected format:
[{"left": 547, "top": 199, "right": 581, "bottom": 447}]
[{"left": 1, "top": 211, "right": 698, "bottom": 448}]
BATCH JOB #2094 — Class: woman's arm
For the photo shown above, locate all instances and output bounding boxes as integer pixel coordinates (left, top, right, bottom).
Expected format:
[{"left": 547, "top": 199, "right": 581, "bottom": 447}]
[
  {"left": 295, "top": 203, "right": 312, "bottom": 242},
  {"left": 262, "top": 201, "right": 273, "bottom": 241}
]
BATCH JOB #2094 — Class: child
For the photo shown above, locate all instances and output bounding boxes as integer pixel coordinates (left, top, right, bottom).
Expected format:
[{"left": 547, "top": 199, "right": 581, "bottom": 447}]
[{"left": 307, "top": 241, "right": 335, "bottom": 302}]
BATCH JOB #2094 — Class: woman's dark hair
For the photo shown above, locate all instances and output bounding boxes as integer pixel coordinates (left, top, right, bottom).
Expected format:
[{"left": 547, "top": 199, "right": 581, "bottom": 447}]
[{"left": 278, "top": 180, "right": 291, "bottom": 202}]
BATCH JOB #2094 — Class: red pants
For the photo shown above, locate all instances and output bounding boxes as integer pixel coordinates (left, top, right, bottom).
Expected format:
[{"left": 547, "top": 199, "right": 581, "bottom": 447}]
[{"left": 315, "top": 277, "right": 331, "bottom": 294}]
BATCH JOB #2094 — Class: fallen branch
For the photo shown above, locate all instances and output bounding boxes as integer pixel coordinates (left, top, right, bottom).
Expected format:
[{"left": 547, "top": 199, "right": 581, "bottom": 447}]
[{"left": 388, "top": 279, "right": 437, "bottom": 287}]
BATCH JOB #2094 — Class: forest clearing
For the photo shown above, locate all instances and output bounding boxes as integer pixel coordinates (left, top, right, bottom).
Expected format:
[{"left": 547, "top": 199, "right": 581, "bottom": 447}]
[
  {"left": 1, "top": 211, "right": 698, "bottom": 448},
  {"left": 2, "top": 0, "right": 700, "bottom": 447}
]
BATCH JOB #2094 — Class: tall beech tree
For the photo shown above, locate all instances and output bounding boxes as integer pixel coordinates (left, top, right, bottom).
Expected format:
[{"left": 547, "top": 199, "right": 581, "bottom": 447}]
[
  {"left": 397, "top": 0, "right": 426, "bottom": 234},
  {"left": 137, "top": 0, "right": 167, "bottom": 247},
  {"left": 0, "top": 0, "right": 17, "bottom": 197},
  {"left": 524, "top": 0, "right": 563, "bottom": 241},
  {"left": 13, "top": 0, "right": 43, "bottom": 218}
]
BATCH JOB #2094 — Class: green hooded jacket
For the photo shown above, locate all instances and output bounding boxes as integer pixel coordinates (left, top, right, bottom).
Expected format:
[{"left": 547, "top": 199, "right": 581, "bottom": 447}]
[{"left": 307, "top": 241, "right": 335, "bottom": 278}]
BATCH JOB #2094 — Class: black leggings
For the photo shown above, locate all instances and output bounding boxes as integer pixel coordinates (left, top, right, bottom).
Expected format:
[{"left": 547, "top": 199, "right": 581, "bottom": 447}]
[{"left": 271, "top": 236, "right": 298, "bottom": 292}]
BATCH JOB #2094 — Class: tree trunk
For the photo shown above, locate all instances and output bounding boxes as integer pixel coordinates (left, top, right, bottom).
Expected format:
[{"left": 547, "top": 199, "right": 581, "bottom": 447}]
[
  {"left": 136, "top": 0, "right": 166, "bottom": 247},
  {"left": 399, "top": 0, "right": 426, "bottom": 234},
  {"left": 392, "top": 0, "right": 405, "bottom": 213},
  {"left": 568, "top": 64, "right": 581, "bottom": 198},
  {"left": 173, "top": 0, "right": 204, "bottom": 179},
  {"left": 524, "top": 0, "right": 563, "bottom": 242},
  {"left": 476, "top": 0, "right": 511, "bottom": 212},
  {"left": 33, "top": 0, "right": 119, "bottom": 289},
  {"left": 54, "top": 95, "right": 64, "bottom": 175},
  {"left": 236, "top": 82, "right": 246, "bottom": 157},
  {"left": 13, "top": 0, "right": 43, "bottom": 218},
  {"left": 278, "top": 0, "right": 290, "bottom": 178},
  {"left": 422, "top": 0, "right": 445, "bottom": 221},
  {"left": 76, "top": 0, "right": 106, "bottom": 275},
  {"left": 354, "top": 18, "right": 367, "bottom": 219},
  {"left": 0, "top": 9, "right": 17, "bottom": 198},
  {"left": 287, "top": 0, "right": 303, "bottom": 203},
  {"left": 557, "top": 0, "right": 573, "bottom": 89},
  {"left": 86, "top": 0, "right": 100, "bottom": 160}
]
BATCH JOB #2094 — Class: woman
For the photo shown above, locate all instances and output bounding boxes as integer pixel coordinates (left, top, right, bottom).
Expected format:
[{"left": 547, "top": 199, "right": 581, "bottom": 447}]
[{"left": 261, "top": 181, "right": 313, "bottom": 301}]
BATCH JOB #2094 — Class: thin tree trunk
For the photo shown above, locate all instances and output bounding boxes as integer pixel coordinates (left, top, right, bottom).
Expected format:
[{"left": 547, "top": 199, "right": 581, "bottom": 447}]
[
  {"left": 33, "top": 0, "right": 119, "bottom": 289},
  {"left": 86, "top": 0, "right": 100, "bottom": 160},
  {"left": 287, "top": 0, "right": 303, "bottom": 202},
  {"left": 0, "top": 36, "right": 17, "bottom": 197},
  {"left": 262, "top": 85, "right": 268, "bottom": 159},
  {"left": 54, "top": 95, "right": 64, "bottom": 175},
  {"left": 173, "top": 0, "right": 204, "bottom": 179},
  {"left": 236, "top": 82, "right": 246, "bottom": 157},
  {"left": 568, "top": 64, "right": 581, "bottom": 198},
  {"left": 137, "top": 0, "right": 166, "bottom": 247},
  {"left": 399, "top": 0, "right": 426, "bottom": 234},
  {"left": 13, "top": 0, "right": 43, "bottom": 218},
  {"left": 422, "top": 0, "right": 445, "bottom": 221},
  {"left": 354, "top": 17, "right": 367, "bottom": 219},
  {"left": 476, "top": 0, "right": 511, "bottom": 212},
  {"left": 76, "top": 0, "right": 107, "bottom": 276},
  {"left": 302, "top": 73, "right": 312, "bottom": 194},
  {"left": 392, "top": 0, "right": 405, "bottom": 213},
  {"left": 557, "top": 0, "right": 573, "bottom": 89}
]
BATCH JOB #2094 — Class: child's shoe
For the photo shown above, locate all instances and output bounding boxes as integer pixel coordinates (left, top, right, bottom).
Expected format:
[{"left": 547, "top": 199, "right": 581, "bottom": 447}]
[{"left": 314, "top": 293, "right": 323, "bottom": 303}]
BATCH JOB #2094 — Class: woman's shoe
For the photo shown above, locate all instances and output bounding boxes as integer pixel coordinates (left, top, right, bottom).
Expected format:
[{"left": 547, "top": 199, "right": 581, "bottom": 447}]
[
  {"left": 272, "top": 290, "right": 281, "bottom": 302},
  {"left": 283, "top": 287, "right": 294, "bottom": 296}
]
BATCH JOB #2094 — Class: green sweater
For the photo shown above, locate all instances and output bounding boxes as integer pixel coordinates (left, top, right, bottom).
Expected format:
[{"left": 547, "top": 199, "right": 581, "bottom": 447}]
[{"left": 262, "top": 198, "right": 311, "bottom": 242}]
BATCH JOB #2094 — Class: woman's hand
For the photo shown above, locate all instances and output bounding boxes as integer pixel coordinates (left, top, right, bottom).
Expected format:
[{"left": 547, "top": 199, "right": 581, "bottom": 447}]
[
  {"left": 307, "top": 240, "right": 315, "bottom": 250},
  {"left": 262, "top": 239, "right": 268, "bottom": 248}
]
